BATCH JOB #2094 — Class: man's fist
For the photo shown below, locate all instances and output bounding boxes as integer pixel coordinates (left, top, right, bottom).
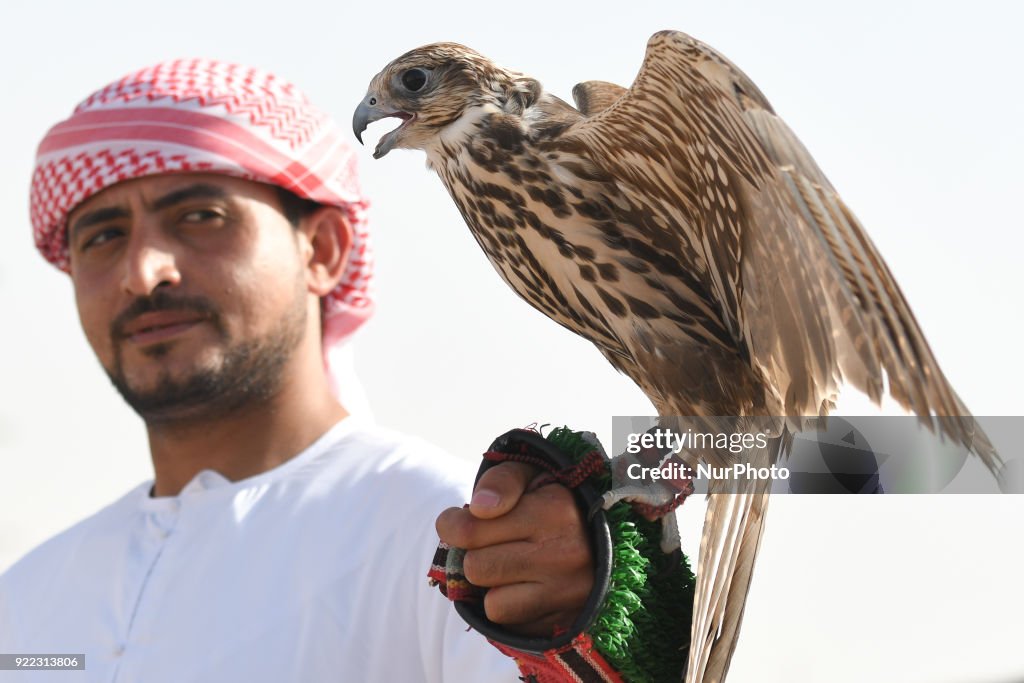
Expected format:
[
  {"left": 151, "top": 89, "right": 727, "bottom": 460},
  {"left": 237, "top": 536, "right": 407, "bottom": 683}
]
[{"left": 435, "top": 462, "right": 594, "bottom": 637}]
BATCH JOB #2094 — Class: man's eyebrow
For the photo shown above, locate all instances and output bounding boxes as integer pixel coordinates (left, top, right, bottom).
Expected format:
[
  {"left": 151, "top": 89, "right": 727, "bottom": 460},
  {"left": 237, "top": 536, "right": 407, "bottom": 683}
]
[
  {"left": 150, "top": 183, "right": 230, "bottom": 212},
  {"left": 69, "top": 206, "right": 130, "bottom": 243}
]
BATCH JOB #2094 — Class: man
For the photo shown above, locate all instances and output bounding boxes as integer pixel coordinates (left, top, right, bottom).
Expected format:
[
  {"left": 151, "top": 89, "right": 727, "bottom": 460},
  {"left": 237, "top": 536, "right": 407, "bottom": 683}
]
[{"left": 0, "top": 58, "right": 592, "bottom": 681}]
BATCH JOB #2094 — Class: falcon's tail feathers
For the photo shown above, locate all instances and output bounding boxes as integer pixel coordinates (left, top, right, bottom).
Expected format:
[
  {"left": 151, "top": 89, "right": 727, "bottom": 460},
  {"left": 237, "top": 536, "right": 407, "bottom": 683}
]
[{"left": 685, "top": 488, "right": 769, "bottom": 683}]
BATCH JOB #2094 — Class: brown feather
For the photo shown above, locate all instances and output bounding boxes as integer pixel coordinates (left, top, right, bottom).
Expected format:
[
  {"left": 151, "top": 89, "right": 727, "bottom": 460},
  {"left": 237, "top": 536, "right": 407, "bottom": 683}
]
[{"left": 571, "top": 80, "right": 627, "bottom": 116}]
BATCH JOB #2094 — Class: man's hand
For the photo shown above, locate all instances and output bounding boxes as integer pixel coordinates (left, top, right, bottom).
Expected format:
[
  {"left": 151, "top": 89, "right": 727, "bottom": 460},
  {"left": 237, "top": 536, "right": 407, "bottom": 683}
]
[{"left": 435, "top": 462, "right": 594, "bottom": 637}]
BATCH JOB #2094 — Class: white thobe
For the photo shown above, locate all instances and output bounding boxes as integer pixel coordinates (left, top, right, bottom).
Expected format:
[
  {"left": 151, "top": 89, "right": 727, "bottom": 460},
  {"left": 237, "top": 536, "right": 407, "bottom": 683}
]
[{"left": 0, "top": 418, "right": 518, "bottom": 682}]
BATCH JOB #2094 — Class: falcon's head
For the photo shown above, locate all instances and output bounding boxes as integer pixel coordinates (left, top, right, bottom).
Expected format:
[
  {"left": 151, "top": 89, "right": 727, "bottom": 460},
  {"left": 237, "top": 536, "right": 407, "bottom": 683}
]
[{"left": 353, "top": 43, "right": 539, "bottom": 159}]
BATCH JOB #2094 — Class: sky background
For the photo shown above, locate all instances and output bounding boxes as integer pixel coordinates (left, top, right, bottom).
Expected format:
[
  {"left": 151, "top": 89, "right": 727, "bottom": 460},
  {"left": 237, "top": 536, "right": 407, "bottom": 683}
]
[{"left": 1, "top": 1, "right": 1023, "bottom": 681}]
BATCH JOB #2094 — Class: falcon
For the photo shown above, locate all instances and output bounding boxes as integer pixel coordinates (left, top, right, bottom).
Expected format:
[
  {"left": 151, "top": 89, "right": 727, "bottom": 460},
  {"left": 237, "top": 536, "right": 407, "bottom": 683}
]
[{"left": 353, "top": 31, "right": 1001, "bottom": 682}]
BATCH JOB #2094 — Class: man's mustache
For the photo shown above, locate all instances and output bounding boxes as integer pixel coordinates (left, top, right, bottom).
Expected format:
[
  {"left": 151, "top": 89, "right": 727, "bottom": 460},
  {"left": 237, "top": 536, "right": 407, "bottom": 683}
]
[{"left": 111, "top": 291, "right": 222, "bottom": 340}]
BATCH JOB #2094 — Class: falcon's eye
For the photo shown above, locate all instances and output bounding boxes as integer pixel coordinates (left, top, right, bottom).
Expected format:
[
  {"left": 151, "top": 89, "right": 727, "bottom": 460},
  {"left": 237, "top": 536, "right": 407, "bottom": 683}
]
[{"left": 401, "top": 68, "right": 428, "bottom": 92}]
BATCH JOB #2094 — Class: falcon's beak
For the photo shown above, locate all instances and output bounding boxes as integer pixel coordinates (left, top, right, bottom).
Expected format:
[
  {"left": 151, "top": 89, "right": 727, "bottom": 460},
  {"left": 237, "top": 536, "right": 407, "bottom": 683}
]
[{"left": 352, "top": 93, "right": 414, "bottom": 159}]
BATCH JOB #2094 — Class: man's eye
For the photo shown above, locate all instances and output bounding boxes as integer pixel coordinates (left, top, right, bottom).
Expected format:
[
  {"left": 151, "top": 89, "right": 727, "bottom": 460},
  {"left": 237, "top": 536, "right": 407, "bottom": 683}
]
[
  {"left": 81, "top": 228, "right": 123, "bottom": 251},
  {"left": 181, "top": 209, "right": 222, "bottom": 223}
]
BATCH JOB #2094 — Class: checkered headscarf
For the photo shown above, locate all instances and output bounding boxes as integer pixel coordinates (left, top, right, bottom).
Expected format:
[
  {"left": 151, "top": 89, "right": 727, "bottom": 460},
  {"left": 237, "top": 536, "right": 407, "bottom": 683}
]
[{"left": 30, "top": 58, "right": 375, "bottom": 349}]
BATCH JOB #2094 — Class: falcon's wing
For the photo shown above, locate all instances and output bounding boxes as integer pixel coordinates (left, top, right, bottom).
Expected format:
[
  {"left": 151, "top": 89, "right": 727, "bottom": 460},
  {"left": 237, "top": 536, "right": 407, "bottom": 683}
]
[
  {"left": 690, "top": 33, "right": 999, "bottom": 464},
  {"left": 566, "top": 30, "right": 998, "bottom": 464}
]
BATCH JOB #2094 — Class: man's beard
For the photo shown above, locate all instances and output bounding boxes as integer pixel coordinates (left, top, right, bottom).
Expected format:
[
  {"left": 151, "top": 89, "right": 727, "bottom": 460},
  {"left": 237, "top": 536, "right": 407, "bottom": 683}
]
[{"left": 106, "top": 288, "right": 307, "bottom": 424}]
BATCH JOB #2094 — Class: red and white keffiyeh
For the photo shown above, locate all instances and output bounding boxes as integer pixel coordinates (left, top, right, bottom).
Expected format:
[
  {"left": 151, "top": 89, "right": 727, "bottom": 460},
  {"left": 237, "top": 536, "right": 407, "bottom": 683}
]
[{"left": 30, "top": 58, "right": 376, "bottom": 405}]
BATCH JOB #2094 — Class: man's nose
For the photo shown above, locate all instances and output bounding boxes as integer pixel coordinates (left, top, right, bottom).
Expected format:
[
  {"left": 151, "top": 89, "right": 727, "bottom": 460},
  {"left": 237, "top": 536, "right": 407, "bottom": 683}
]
[{"left": 120, "top": 230, "right": 182, "bottom": 296}]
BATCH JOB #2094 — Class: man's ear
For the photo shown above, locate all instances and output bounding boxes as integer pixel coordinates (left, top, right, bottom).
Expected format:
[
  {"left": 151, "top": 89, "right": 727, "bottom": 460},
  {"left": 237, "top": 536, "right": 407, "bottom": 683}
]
[{"left": 299, "top": 206, "right": 353, "bottom": 297}]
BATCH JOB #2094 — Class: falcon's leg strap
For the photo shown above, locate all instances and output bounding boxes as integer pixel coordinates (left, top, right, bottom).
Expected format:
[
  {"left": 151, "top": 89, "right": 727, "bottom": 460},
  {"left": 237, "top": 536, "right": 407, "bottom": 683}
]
[{"left": 599, "top": 436, "right": 697, "bottom": 555}]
